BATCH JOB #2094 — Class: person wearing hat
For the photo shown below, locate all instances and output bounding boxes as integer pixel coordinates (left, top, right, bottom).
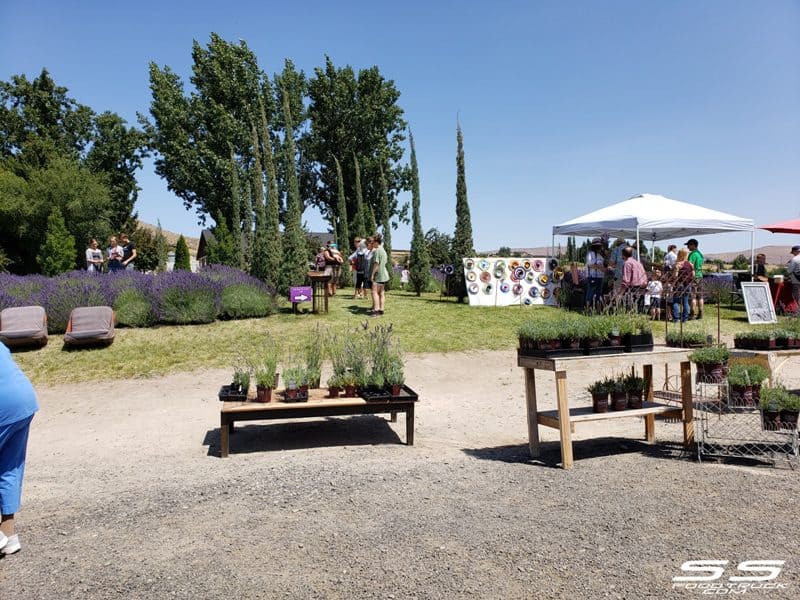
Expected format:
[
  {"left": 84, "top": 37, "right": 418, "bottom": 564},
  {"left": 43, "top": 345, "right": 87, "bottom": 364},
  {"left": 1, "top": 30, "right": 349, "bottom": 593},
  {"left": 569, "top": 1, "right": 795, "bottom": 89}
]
[
  {"left": 686, "top": 239, "right": 704, "bottom": 319},
  {"left": 585, "top": 238, "right": 606, "bottom": 310},
  {"left": 788, "top": 245, "right": 800, "bottom": 307}
]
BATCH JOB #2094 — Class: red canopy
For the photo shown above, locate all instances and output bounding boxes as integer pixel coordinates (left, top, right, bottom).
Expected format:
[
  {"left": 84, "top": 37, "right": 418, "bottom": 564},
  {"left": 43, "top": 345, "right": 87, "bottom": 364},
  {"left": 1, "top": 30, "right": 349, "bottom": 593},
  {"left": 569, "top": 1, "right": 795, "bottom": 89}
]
[{"left": 759, "top": 218, "right": 800, "bottom": 234}]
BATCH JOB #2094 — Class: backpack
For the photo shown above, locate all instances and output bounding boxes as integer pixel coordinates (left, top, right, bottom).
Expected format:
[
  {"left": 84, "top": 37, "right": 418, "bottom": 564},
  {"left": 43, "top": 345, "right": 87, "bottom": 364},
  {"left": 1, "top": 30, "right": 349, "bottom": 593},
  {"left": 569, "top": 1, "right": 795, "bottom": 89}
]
[{"left": 356, "top": 252, "right": 368, "bottom": 273}]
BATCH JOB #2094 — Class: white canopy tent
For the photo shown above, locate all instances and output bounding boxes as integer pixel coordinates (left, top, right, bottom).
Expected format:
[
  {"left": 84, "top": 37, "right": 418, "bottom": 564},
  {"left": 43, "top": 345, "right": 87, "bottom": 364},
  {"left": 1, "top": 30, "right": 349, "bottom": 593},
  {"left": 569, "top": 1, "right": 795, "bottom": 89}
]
[{"left": 552, "top": 193, "right": 756, "bottom": 267}]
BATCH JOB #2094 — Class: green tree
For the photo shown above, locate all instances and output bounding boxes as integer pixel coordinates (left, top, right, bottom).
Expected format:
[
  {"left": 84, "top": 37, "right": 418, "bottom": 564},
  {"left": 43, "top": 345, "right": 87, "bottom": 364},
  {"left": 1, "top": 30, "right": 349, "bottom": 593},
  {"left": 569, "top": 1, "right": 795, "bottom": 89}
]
[
  {"left": 0, "top": 156, "right": 114, "bottom": 273},
  {"left": 38, "top": 208, "right": 76, "bottom": 275},
  {"left": 306, "top": 56, "right": 409, "bottom": 236},
  {"left": 378, "top": 164, "right": 392, "bottom": 256},
  {"left": 497, "top": 246, "right": 512, "bottom": 257},
  {"left": 250, "top": 126, "right": 270, "bottom": 281},
  {"left": 351, "top": 153, "right": 367, "bottom": 238},
  {"left": 451, "top": 124, "right": 475, "bottom": 302},
  {"left": 259, "top": 98, "right": 283, "bottom": 284},
  {"left": 144, "top": 34, "right": 265, "bottom": 229},
  {"left": 228, "top": 147, "right": 244, "bottom": 269},
  {"left": 407, "top": 131, "right": 430, "bottom": 295},
  {"left": 155, "top": 220, "right": 169, "bottom": 272},
  {"left": 279, "top": 91, "right": 308, "bottom": 291},
  {"left": 731, "top": 254, "right": 750, "bottom": 270},
  {"left": 425, "top": 228, "right": 453, "bottom": 267},
  {"left": 333, "top": 155, "right": 351, "bottom": 287},
  {"left": 174, "top": 234, "right": 191, "bottom": 271},
  {"left": 131, "top": 225, "right": 161, "bottom": 272}
]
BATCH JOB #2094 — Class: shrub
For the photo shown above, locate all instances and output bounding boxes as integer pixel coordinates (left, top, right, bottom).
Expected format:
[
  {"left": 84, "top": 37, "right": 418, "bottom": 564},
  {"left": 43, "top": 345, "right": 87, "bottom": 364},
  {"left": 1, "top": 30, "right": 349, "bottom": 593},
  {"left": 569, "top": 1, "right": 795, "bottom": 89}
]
[
  {"left": 174, "top": 234, "right": 191, "bottom": 271},
  {"left": 688, "top": 345, "right": 730, "bottom": 364},
  {"left": 220, "top": 284, "right": 274, "bottom": 319},
  {"left": 150, "top": 271, "right": 220, "bottom": 324},
  {"left": 114, "top": 289, "right": 156, "bottom": 327},
  {"left": 43, "top": 271, "right": 110, "bottom": 333}
]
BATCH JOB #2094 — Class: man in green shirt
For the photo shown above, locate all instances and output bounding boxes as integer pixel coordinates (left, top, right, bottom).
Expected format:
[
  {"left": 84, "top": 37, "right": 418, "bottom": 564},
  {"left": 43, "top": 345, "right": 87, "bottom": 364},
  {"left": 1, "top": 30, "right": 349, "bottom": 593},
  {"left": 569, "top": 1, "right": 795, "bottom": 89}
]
[
  {"left": 369, "top": 233, "right": 390, "bottom": 316},
  {"left": 686, "top": 238, "right": 704, "bottom": 319}
]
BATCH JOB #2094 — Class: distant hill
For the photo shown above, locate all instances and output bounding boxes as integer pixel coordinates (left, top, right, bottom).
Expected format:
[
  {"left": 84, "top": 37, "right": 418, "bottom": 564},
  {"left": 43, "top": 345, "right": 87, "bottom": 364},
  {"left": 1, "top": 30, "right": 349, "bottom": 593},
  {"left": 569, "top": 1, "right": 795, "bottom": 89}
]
[
  {"left": 705, "top": 246, "right": 793, "bottom": 267},
  {"left": 138, "top": 222, "right": 199, "bottom": 254}
]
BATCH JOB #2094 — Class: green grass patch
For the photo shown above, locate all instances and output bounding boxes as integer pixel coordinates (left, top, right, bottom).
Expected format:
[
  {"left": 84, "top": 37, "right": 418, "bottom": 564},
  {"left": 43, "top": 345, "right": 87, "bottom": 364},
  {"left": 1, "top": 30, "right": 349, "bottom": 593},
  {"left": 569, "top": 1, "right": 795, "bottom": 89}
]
[{"left": 12, "top": 291, "right": 790, "bottom": 386}]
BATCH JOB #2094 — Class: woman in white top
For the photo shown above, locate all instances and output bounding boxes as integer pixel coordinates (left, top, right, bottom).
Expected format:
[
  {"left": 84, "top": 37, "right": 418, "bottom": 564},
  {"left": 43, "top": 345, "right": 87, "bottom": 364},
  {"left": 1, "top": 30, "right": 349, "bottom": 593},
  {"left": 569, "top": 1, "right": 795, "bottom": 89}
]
[
  {"left": 85, "top": 239, "right": 104, "bottom": 273},
  {"left": 585, "top": 238, "right": 606, "bottom": 309}
]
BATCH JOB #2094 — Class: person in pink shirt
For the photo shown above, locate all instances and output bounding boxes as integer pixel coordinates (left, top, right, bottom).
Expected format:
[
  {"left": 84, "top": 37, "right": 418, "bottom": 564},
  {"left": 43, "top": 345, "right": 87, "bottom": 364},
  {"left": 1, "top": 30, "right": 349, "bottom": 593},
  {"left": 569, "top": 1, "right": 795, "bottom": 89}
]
[{"left": 620, "top": 246, "right": 648, "bottom": 312}]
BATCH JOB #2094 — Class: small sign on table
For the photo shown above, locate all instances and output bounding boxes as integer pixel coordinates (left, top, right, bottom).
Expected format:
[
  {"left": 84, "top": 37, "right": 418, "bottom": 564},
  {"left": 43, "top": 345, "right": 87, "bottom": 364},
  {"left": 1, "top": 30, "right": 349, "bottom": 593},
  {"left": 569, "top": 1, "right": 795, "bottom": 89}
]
[{"left": 290, "top": 286, "right": 313, "bottom": 314}]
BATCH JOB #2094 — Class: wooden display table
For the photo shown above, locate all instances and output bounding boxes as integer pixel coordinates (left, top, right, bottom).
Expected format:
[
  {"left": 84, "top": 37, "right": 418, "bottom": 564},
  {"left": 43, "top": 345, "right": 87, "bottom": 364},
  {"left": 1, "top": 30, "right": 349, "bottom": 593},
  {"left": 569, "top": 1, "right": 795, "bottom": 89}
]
[
  {"left": 307, "top": 271, "right": 331, "bottom": 314},
  {"left": 518, "top": 347, "right": 693, "bottom": 469},
  {"left": 219, "top": 388, "right": 417, "bottom": 457},
  {"left": 730, "top": 348, "right": 800, "bottom": 384}
]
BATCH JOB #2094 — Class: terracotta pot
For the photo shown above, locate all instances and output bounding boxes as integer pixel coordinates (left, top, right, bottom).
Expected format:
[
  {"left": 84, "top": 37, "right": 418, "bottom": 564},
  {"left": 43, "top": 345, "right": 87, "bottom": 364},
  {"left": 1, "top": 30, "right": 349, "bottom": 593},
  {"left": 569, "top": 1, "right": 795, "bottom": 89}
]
[
  {"left": 611, "top": 391, "right": 627, "bottom": 411},
  {"left": 592, "top": 392, "right": 609, "bottom": 413},
  {"left": 255, "top": 385, "right": 272, "bottom": 403},
  {"left": 391, "top": 384, "right": 403, "bottom": 396},
  {"left": 286, "top": 387, "right": 298, "bottom": 400},
  {"left": 344, "top": 385, "right": 357, "bottom": 397},
  {"left": 627, "top": 392, "right": 643, "bottom": 410},
  {"left": 328, "top": 386, "right": 340, "bottom": 398}
]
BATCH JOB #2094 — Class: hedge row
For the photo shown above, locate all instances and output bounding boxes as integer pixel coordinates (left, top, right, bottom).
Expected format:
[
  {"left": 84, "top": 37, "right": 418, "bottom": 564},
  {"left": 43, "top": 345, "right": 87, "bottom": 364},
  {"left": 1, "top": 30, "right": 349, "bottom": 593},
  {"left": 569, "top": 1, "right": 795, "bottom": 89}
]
[{"left": 0, "top": 265, "right": 276, "bottom": 333}]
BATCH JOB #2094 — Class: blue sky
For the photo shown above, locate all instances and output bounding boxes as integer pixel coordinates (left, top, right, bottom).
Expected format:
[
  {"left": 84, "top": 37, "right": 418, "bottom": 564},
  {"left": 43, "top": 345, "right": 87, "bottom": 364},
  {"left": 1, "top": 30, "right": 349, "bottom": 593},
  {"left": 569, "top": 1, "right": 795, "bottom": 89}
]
[{"left": 2, "top": 0, "right": 799, "bottom": 254}]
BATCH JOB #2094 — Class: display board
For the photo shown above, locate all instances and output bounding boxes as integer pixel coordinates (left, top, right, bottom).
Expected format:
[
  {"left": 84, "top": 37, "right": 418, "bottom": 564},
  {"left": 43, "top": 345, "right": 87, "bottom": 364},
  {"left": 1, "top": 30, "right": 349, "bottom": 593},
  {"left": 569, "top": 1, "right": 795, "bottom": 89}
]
[
  {"left": 740, "top": 282, "right": 777, "bottom": 324},
  {"left": 462, "top": 257, "right": 563, "bottom": 307}
]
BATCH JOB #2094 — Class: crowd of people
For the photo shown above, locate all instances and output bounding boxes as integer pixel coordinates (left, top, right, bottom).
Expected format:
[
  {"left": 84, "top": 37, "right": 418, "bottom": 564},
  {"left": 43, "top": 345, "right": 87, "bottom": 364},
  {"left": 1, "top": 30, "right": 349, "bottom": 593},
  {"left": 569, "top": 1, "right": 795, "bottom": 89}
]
[
  {"left": 315, "top": 234, "right": 393, "bottom": 317},
  {"left": 84, "top": 233, "right": 137, "bottom": 273},
  {"left": 582, "top": 236, "right": 706, "bottom": 322}
]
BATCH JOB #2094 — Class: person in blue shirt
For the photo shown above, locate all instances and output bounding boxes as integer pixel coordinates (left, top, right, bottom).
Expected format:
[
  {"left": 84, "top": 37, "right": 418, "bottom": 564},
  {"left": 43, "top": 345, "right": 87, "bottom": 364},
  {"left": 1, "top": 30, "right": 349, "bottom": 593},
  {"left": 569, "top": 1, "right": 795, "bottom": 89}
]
[{"left": 0, "top": 342, "right": 39, "bottom": 555}]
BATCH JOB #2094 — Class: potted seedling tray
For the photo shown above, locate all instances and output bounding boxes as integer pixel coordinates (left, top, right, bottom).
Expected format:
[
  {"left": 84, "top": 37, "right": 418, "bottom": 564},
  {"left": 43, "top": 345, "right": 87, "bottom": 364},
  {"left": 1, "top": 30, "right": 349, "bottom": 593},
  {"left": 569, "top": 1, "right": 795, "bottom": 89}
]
[
  {"left": 281, "top": 389, "right": 309, "bottom": 403},
  {"left": 624, "top": 332, "right": 654, "bottom": 353},
  {"left": 361, "top": 385, "right": 419, "bottom": 402},
  {"left": 218, "top": 385, "right": 247, "bottom": 402}
]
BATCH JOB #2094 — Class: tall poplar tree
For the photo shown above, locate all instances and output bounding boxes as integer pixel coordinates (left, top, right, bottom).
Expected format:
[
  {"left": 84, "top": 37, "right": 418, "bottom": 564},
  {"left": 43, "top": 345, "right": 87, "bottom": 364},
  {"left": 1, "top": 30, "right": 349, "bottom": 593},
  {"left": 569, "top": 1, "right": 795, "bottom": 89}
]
[
  {"left": 250, "top": 126, "right": 270, "bottom": 281},
  {"left": 229, "top": 147, "right": 244, "bottom": 269},
  {"left": 378, "top": 163, "right": 392, "bottom": 258},
  {"left": 407, "top": 131, "right": 430, "bottom": 295},
  {"left": 351, "top": 154, "right": 367, "bottom": 238},
  {"left": 242, "top": 180, "right": 254, "bottom": 270},
  {"left": 279, "top": 90, "right": 308, "bottom": 291},
  {"left": 333, "top": 155, "right": 350, "bottom": 258},
  {"left": 451, "top": 124, "right": 474, "bottom": 302},
  {"left": 259, "top": 98, "right": 283, "bottom": 284}
]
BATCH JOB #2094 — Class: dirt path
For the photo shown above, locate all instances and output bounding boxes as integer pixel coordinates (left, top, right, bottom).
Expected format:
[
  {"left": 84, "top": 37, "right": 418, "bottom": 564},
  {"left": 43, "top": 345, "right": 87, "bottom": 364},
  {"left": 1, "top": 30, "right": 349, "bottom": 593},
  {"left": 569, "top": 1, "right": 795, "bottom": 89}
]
[{"left": 3, "top": 350, "right": 799, "bottom": 598}]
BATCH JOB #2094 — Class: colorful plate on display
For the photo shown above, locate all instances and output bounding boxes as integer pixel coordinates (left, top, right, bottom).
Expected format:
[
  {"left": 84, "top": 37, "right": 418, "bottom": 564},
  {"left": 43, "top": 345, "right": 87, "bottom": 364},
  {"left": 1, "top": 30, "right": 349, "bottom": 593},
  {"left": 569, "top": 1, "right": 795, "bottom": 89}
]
[
  {"left": 483, "top": 284, "right": 494, "bottom": 295},
  {"left": 466, "top": 271, "right": 477, "bottom": 282},
  {"left": 513, "top": 267, "right": 526, "bottom": 280},
  {"left": 523, "top": 297, "right": 533, "bottom": 306},
  {"left": 480, "top": 271, "right": 492, "bottom": 283},
  {"left": 522, "top": 260, "right": 532, "bottom": 271},
  {"left": 444, "top": 264, "right": 455, "bottom": 275},
  {"left": 510, "top": 271, "right": 519, "bottom": 282},
  {"left": 525, "top": 271, "right": 535, "bottom": 283},
  {"left": 529, "top": 287, "right": 539, "bottom": 298},
  {"left": 541, "top": 288, "right": 551, "bottom": 299},
  {"left": 549, "top": 258, "right": 559, "bottom": 270},
  {"left": 478, "top": 259, "right": 490, "bottom": 271},
  {"left": 538, "top": 274, "right": 549, "bottom": 286},
  {"left": 512, "top": 283, "right": 523, "bottom": 295},
  {"left": 494, "top": 260, "right": 506, "bottom": 271},
  {"left": 510, "top": 260, "right": 520, "bottom": 270},
  {"left": 499, "top": 282, "right": 510, "bottom": 293},
  {"left": 532, "top": 259, "right": 544, "bottom": 272},
  {"left": 552, "top": 267, "right": 565, "bottom": 282},
  {"left": 464, "top": 259, "right": 475, "bottom": 270},
  {"left": 468, "top": 283, "right": 479, "bottom": 294},
  {"left": 493, "top": 267, "right": 505, "bottom": 279}
]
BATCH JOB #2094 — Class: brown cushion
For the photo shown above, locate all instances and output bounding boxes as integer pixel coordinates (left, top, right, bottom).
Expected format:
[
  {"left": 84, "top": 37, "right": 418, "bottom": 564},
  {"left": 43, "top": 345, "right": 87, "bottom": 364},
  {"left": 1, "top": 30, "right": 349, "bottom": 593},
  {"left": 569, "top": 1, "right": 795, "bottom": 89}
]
[
  {"left": 64, "top": 306, "right": 115, "bottom": 346},
  {"left": 0, "top": 306, "right": 48, "bottom": 347}
]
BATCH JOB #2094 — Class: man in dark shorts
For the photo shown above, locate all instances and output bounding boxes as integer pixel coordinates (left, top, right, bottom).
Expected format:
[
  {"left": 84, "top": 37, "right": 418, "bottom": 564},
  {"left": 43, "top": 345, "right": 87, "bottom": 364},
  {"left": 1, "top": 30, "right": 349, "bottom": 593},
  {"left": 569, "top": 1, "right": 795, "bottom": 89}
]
[{"left": 120, "top": 233, "right": 137, "bottom": 271}]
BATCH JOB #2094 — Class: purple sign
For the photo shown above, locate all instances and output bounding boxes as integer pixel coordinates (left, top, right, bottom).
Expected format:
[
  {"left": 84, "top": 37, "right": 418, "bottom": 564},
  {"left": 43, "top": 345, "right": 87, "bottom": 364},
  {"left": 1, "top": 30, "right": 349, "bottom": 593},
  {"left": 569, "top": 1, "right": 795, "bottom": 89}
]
[{"left": 290, "top": 286, "right": 313, "bottom": 303}]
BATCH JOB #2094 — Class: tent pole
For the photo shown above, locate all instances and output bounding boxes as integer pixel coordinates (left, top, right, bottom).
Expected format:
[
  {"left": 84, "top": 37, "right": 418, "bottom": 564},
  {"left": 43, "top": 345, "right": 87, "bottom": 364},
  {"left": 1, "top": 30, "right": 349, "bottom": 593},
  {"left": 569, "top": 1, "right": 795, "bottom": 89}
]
[
  {"left": 635, "top": 227, "right": 640, "bottom": 260},
  {"left": 551, "top": 233, "right": 554, "bottom": 260},
  {"left": 749, "top": 227, "right": 755, "bottom": 282}
]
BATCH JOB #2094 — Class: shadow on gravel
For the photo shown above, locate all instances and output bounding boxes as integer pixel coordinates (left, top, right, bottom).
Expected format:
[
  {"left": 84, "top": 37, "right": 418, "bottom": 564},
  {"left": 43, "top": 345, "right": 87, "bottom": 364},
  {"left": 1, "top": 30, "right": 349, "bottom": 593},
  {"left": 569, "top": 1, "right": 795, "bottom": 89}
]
[
  {"left": 203, "top": 415, "right": 402, "bottom": 457},
  {"left": 463, "top": 438, "right": 692, "bottom": 468}
]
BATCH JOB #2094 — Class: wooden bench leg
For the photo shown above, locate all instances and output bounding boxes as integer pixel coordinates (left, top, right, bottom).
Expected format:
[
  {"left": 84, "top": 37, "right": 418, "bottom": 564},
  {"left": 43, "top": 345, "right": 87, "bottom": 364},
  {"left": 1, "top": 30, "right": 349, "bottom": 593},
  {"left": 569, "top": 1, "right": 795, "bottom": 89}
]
[
  {"left": 406, "top": 405, "right": 415, "bottom": 445},
  {"left": 681, "top": 361, "right": 694, "bottom": 448},
  {"left": 555, "top": 370, "right": 573, "bottom": 469},
  {"left": 390, "top": 411, "right": 397, "bottom": 423},
  {"left": 220, "top": 414, "right": 230, "bottom": 458},
  {"left": 524, "top": 368, "right": 540, "bottom": 458},
  {"left": 645, "top": 414, "right": 656, "bottom": 442}
]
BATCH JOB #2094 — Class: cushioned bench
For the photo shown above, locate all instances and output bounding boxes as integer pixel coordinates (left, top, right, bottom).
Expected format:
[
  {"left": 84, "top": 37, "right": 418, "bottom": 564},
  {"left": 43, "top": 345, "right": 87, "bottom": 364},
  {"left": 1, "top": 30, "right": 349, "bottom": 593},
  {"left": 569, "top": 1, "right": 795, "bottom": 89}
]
[
  {"left": 0, "top": 306, "right": 48, "bottom": 348},
  {"left": 63, "top": 306, "right": 116, "bottom": 348}
]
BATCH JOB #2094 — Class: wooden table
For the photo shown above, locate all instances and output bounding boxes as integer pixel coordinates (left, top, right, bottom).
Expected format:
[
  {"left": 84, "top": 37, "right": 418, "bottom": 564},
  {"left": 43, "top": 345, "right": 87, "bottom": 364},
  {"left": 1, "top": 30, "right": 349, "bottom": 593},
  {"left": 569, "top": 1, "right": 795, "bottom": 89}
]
[
  {"left": 518, "top": 347, "right": 694, "bottom": 469},
  {"left": 730, "top": 348, "right": 800, "bottom": 384},
  {"left": 219, "top": 388, "right": 417, "bottom": 457}
]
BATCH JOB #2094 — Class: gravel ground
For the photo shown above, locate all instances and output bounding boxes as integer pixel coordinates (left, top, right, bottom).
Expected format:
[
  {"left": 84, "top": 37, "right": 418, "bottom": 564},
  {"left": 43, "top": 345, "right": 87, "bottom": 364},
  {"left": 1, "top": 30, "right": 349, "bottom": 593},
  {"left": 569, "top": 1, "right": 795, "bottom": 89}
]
[{"left": 3, "top": 349, "right": 799, "bottom": 599}]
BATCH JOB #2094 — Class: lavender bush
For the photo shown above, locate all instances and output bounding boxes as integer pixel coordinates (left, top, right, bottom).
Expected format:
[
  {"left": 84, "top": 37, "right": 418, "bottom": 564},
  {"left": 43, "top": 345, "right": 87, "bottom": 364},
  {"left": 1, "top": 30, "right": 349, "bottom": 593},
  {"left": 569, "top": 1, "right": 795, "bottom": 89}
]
[{"left": 0, "top": 267, "right": 276, "bottom": 329}]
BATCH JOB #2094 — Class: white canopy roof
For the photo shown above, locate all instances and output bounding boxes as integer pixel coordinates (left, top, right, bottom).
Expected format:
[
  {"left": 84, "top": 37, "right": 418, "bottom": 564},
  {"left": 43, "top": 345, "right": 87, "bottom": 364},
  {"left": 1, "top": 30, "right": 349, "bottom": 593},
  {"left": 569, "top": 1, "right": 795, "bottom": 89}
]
[{"left": 552, "top": 193, "right": 754, "bottom": 241}]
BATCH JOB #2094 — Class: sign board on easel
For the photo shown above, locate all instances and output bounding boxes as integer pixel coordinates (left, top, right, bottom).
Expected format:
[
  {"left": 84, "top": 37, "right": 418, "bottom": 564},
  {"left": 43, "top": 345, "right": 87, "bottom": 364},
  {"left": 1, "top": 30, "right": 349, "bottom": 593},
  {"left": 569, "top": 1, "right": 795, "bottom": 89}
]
[{"left": 740, "top": 282, "right": 777, "bottom": 324}]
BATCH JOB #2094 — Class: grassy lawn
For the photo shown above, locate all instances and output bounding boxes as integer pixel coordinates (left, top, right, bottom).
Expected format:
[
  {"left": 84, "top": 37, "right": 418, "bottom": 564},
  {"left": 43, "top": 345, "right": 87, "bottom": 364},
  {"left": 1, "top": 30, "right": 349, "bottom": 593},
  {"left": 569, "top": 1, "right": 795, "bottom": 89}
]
[{"left": 11, "top": 290, "right": 784, "bottom": 386}]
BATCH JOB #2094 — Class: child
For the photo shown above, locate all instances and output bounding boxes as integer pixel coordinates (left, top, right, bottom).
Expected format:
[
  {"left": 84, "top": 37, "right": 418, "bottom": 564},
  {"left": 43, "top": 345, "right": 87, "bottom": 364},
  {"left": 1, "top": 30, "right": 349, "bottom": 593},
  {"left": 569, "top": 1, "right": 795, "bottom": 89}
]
[
  {"left": 400, "top": 265, "right": 410, "bottom": 290},
  {"left": 646, "top": 269, "right": 663, "bottom": 320}
]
